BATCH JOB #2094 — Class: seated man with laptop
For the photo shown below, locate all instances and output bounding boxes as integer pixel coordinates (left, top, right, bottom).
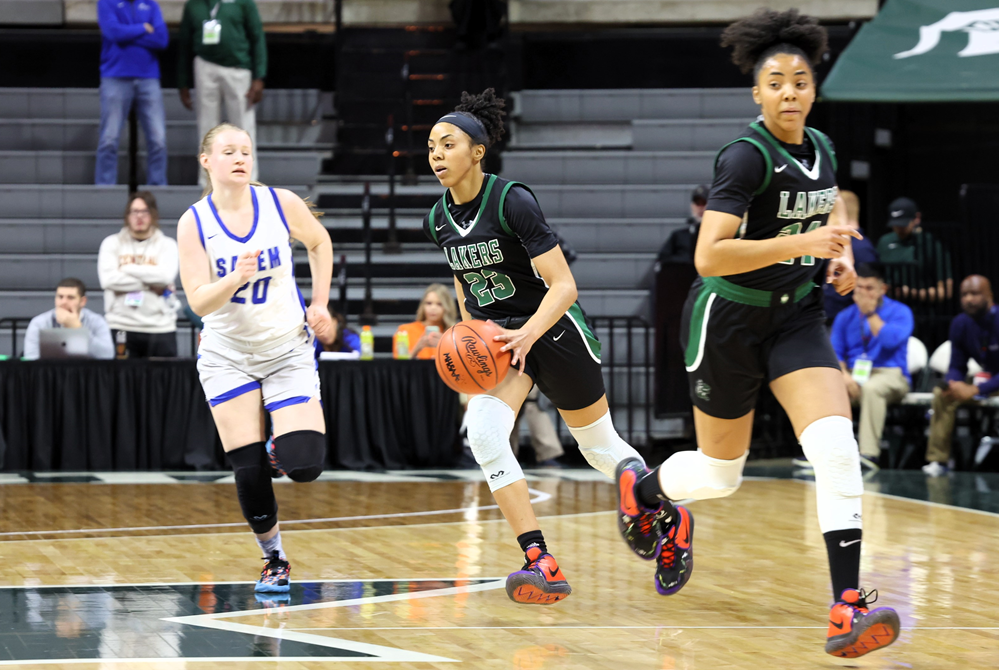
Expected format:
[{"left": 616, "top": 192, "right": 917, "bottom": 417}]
[{"left": 23, "top": 278, "right": 115, "bottom": 360}]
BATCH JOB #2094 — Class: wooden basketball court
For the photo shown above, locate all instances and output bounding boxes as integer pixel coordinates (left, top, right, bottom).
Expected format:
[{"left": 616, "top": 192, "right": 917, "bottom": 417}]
[{"left": 0, "top": 465, "right": 995, "bottom": 668}]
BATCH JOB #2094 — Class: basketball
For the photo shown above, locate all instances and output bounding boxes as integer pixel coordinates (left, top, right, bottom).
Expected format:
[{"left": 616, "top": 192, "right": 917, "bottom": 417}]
[{"left": 435, "top": 320, "right": 511, "bottom": 394}]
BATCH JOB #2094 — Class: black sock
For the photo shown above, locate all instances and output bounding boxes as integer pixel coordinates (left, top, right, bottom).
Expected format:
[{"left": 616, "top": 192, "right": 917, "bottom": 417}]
[
  {"left": 517, "top": 530, "right": 547, "bottom": 556},
  {"left": 637, "top": 468, "right": 667, "bottom": 509},
  {"left": 824, "top": 529, "right": 862, "bottom": 601}
]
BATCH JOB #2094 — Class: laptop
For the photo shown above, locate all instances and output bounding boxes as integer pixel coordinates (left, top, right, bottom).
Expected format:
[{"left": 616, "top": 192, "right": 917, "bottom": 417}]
[{"left": 38, "top": 328, "right": 91, "bottom": 359}]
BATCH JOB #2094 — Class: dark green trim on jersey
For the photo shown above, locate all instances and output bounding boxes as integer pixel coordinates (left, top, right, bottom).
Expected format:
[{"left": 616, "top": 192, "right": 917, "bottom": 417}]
[
  {"left": 442, "top": 174, "right": 498, "bottom": 236},
  {"left": 498, "top": 180, "right": 540, "bottom": 239},
  {"left": 807, "top": 128, "right": 838, "bottom": 173},
  {"left": 566, "top": 302, "right": 601, "bottom": 361},
  {"left": 713, "top": 137, "right": 773, "bottom": 197},
  {"left": 750, "top": 122, "right": 836, "bottom": 180},
  {"left": 428, "top": 201, "right": 442, "bottom": 245}
]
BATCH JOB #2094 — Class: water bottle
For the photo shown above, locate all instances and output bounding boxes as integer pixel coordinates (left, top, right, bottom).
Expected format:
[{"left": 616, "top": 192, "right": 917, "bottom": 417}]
[
  {"left": 360, "top": 325, "right": 374, "bottom": 360},
  {"left": 394, "top": 329, "right": 410, "bottom": 359}
]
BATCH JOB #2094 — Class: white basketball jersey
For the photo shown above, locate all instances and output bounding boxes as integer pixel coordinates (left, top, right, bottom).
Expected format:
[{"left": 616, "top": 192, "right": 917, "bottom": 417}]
[{"left": 190, "top": 186, "right": 306, "bottom": 351}]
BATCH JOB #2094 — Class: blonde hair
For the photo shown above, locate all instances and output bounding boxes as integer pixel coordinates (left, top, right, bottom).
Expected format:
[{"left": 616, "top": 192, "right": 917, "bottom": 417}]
[
  {"left": 416, "top": 283, "right": 458, "bottom": 329},
  {"left": 840, "top": 190, "right": 860, "bottom": 223},
  {"left": 198, "top": 123, "right": 323, "bottom": 221}
]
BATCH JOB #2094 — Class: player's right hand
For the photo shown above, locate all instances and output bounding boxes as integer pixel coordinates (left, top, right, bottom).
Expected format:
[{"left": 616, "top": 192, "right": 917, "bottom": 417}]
[
  {"left": 232, "top": 250, "right": 261, "bottom": 283},
  {"left": 799, "top": 225, "right": 862, "bottom": 260}
]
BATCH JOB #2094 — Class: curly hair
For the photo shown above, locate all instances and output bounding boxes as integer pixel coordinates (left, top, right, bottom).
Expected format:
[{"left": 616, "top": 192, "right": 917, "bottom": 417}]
[
  {"left": 453, "top": 88, "right": 506, "bottom": 148},
  {"left": 720, "top": 8, "right": 828, "bottom": 79}
]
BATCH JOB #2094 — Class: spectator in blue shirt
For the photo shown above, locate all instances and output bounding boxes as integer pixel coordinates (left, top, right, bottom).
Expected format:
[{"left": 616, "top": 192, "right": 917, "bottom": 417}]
[
  {"left": 924, "top": 275, "right": 999, "bottom": 476},
  {"left": 315, "top": 309, "right": 360, "bottom": 356},
  {"left": 96, "top": 0, "right": 169, "bottom": 186},
  {"left": 823, "top": 190, "right": 879, "bottom": 324},
  {"left": 831, "top": 263, "right": 914, "bottom": 467}
]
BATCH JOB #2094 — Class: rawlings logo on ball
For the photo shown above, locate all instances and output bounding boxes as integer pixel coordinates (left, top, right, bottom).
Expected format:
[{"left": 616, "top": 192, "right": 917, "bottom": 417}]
[
  {"left": 461, "top": 335, "right": 493, "bottom": 378},
  {"left": 441, "top": 352, "right": 461, "bottom": 382}
]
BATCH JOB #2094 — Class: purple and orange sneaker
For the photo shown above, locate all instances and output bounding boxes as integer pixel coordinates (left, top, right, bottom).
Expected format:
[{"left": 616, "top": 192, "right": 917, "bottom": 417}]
[
  {"left": 256, "top": 551, "right": 291, "bottom": 593},
  {"left": 266, "top": 437, "right": 285, "bottom": 479},
  {"left": 825, "top": 588, "right": 900, "bottom": 658},
  {"left": 505, "top": 546, "right": 572, "bottom": 605},
  {"left": 655, "top": 505, "right": 694, "bottom": 596},
  {"left": 615, "top": 458, "right": 670, "bottom": 559}
]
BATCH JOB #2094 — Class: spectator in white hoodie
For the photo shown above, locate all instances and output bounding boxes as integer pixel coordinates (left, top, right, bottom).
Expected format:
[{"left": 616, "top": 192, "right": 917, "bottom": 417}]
[{"left": 98, "top": 191, "right": 180, "bottom": 357}]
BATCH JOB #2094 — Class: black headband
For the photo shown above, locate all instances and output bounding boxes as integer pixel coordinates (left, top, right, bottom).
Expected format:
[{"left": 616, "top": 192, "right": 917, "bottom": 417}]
[{"left": 436, "top": 112, "right": 489, "bottom": 146}]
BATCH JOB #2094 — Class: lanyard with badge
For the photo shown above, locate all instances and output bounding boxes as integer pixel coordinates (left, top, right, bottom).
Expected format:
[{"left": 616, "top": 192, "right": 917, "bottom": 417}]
[
  {"left": 852, "top": 311, "right": 875, "bottom": 386},
  {"left": 203, "top": 0, "right": 222, "bottom": 45}
]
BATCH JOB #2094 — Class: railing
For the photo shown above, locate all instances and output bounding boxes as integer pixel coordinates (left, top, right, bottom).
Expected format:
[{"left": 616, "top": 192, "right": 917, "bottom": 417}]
[{"left": 0, "top": 318, "right": 202, "bottom": 359}]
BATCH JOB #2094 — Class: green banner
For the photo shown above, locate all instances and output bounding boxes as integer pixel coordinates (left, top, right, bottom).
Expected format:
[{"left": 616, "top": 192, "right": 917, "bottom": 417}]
[{"left": 822, "top": 0, "right": 999, "bottom": 101}]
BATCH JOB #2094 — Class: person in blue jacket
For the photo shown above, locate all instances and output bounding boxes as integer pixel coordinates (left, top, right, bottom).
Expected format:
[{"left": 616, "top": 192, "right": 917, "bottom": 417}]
[{"left": 96, "top": 0, "right": 169, "bottom": 186}]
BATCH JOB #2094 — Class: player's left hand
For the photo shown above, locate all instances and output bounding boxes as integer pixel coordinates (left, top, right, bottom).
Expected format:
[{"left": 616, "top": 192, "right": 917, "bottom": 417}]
[
  {"left": 490, "top": 321, "right": 539, "bottom": 375},
  {"left": 826, "top": 257, "right": 857, "bottom": 296},
  {"left": 307, "top": 304, "right": 333, "bottom": 342}
]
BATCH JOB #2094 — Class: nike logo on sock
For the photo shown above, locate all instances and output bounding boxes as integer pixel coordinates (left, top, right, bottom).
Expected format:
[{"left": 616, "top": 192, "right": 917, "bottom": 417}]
[{"left": 839, "top": 539, "right": 862, "bottom": 548}]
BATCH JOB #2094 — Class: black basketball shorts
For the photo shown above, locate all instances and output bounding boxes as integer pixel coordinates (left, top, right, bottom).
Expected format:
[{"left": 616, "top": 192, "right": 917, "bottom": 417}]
[
  {"left": 679, "top": 276, "right": 840, "bottom": 420},
  {"left": 498, "top": 304, "right": 606, "bottom": 411}
]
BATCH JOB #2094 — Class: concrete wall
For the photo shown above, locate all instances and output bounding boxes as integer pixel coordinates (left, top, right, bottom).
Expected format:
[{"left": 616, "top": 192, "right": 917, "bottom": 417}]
[
  {"left": 61, "top": 0, "right": 876, "bottom": 26},
  {"left": 0, "top": 0, "right": 63, "bottom": 25}
]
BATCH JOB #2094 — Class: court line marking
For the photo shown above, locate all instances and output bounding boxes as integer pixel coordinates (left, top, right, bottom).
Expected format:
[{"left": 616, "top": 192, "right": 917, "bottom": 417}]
[
  {"left": 0, "top": 577, "right": 508, "bottom": 590},
  {"left": 0, "top": 488, "right": 553, "bottom": 538},
  {"left": 789, "top": 478, "right": 999, "bottom": 520},
  {"left": 161, "top": 579, "right": 510, "bottom": 662},
  {"left": 293, "top": 625, "right": 999, "bottom": 631},
  {"left": 0, "top": 658, "right": 439, "bottom": 666}
]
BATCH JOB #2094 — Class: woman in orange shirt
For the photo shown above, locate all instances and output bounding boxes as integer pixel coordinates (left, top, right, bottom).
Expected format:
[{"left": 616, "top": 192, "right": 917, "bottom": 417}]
[{"left": 394, "top": 283, "right": 459, "bottom": 359}]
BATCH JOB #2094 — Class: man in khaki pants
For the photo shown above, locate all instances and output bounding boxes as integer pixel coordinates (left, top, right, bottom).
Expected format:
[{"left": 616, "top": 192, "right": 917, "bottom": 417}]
[
  {"left": 924, "top": 275, "right": 999, "bottom": 476},
  {"left": 176, "top": 0, "right": 267, "bottom": 183},
  {"left": 831, "top": 264, "right": 914, "bottom": 469}
]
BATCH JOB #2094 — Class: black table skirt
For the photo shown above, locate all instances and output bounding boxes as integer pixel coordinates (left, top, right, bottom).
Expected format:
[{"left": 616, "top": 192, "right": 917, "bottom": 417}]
[{"left": 0, "top": 360, "right": 460, "bottom": 472}]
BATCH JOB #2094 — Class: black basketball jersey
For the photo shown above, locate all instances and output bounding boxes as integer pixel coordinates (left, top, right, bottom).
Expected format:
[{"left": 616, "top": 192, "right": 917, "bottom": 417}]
[
  {"left": 424, "top": 174, "right": 558, "bottom": 320},
  {"left": 712, "top": 121, "right": 839, "bottom": 290}
]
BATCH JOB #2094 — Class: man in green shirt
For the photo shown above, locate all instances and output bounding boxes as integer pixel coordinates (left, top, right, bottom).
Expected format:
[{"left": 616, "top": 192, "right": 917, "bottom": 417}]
[
  {"left": 177, "top": 0, "right": 267, "bottom": 182},
  {"left": 876, "top": 197, "right": 953, "bottom": 302}
]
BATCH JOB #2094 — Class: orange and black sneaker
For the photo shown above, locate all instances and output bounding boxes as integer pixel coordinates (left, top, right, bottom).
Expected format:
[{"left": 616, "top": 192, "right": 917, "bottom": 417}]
[
  {"left": 505, "top": 547, "right": 572, "bottom": 605},
  {"left": 654, "top": 505, "right": 694, "bottom": 596},
  {"left": 615, "top": 458, "right": 671, "bottom": 559},
  {"left": 825, "top": 588, "right": 900, "bottom": 658}
]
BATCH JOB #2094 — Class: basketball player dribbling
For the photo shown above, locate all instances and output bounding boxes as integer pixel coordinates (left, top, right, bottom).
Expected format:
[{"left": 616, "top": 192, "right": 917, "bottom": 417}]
[
  {"left": 614, "top": 10, "right": 900, "bottom": 657},
  {"left": 176, "top": 123, "right": 334, "bottom": 592},
  {"left": 425, "top": 89, "right": 659, "bottom": 604}
]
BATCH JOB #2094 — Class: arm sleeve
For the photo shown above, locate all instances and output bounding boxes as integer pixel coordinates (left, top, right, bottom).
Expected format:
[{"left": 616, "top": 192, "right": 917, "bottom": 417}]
[
  {"left": 98, "top": 0, "right": 148, "bottom": 45},
  {"left": 121, "top": 238, "right": 179, "bottom": 286},
  {"left": 503, "top": 186, "right": 559, "bottom": 258},
  {"left": 830, "top": 311, "right": 848, "bottom": 363},
  {"left": 22, "top": 316, "right": 43, "bottom": 360},
  {"left": 88, "top": 316, "right": 116, "bottom": 360},
  {"left": 135, "top": 3, "right": 169, "bottom": 51},
  {"left": 245, "top": 0, "right": 268, "bottom": 80},
  {"left": 705, "top": 142, "right": 767, "bottom": 218},
  {"left": 98, "top": 237, "right": 145, "bottom": 293},
  {"left": 872, "top": 303, "right": 914, "bottom": 351},
  {"left": 176, "top": 4, "right": 194, "bottom": 89},
  {"left": 946, "top": 317, "right": 970, "bottom": 383}
]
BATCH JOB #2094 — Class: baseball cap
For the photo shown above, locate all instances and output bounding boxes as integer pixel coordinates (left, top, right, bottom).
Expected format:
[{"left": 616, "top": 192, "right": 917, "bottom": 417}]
[
  {"left": 887, "top": 197, "right": 919, "bottom": 228},
  {"left": 691, "top": 184, "right": 709, "bottom": 204}
]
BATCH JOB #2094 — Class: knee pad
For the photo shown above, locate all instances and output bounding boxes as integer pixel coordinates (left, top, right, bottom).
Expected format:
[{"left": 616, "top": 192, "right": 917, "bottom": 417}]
[
  {"left": 566, "top": 411, "right": 643, "bottom": 479},
  {"left": 227, "top": 442, "right": 278, "bottom": 534},
  {"left": 800, "top": 416, "right": 864, "bottom": 533},
  {"left": 272, "top": 430, "right": 326, "bottom": 483},
  {"left": 465, "top": 394, "right": 524, "bottom": 492},
  {"left": 658, "top": 449, "right": 748, "bottom": 501}
]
